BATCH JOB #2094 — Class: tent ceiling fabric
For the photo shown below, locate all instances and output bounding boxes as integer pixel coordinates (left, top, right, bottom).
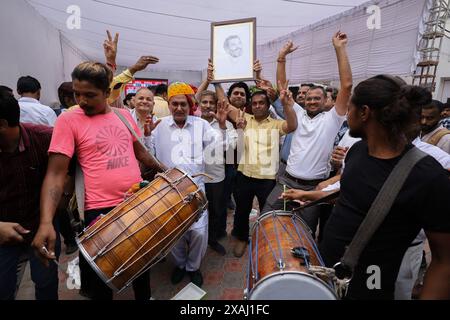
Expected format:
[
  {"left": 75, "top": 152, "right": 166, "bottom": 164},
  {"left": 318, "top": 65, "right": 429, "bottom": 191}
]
[{"left": 26, "top": 0, "right": 369, "bottom": 71}]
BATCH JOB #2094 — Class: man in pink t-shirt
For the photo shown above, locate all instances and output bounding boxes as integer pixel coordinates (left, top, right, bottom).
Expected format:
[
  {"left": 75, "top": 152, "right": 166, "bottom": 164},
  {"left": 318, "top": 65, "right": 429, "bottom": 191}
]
[{"left": 32, "top": 61, "right": 166, "bottom": 300}]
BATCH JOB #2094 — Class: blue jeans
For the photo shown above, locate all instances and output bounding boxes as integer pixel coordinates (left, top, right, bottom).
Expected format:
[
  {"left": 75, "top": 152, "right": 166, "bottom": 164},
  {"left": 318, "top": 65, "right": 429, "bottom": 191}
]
[{"left": 0, "top": 236, "right": 61, "bottom": 300}]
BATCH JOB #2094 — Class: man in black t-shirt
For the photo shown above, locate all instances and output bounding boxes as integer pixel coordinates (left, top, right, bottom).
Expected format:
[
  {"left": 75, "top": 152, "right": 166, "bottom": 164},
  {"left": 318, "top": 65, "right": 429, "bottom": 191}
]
[{"left": 320, "top": 75, "right": 450, "bottom": 300}]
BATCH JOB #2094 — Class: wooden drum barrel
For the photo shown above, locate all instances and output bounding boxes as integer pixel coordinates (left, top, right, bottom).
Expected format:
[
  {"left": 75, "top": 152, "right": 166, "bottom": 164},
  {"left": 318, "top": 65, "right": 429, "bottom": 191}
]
[
  {"left": 77, "top": 168, "right": 207, "bottom": 292},
  {"left": 245, "top": 211, "right": 336, "bottom": 300}
]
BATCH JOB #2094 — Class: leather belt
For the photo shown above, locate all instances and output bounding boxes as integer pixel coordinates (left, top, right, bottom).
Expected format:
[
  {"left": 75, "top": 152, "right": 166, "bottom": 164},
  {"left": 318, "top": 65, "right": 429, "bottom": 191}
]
[{"left": 284, "top": 172, "right": 324, "bottom": 186}]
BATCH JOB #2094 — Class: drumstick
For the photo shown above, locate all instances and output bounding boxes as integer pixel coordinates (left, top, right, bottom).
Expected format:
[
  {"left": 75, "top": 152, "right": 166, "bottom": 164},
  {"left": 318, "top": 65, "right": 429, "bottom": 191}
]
[
  {"left": 283, "top": 185, "right": 287, "bottom": 211},
  {"left": 42, "top": 246, "right": 64, "bottom": 271}
]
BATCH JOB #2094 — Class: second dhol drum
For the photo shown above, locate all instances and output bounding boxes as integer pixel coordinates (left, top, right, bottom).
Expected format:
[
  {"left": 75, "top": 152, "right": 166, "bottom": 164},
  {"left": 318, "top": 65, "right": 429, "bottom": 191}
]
[
  {"left": 245, "top": 210, "right": 337, "bottom": 300},
  {"left": 77, "top": 168, "right": 207, "bottom": 292}
]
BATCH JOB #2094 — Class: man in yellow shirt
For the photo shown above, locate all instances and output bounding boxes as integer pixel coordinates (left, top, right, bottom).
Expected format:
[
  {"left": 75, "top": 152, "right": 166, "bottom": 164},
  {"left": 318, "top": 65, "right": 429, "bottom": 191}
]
[
  {"left": 153, "top": 84, "right": 171, "bottom": 118},
  {"left": 224, "top": 87, "right": 297, "bottom": 257}
]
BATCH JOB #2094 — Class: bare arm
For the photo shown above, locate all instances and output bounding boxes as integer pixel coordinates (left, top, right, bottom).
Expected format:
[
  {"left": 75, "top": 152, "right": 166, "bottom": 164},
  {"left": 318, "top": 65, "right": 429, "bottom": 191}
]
[
  {"left": 281, "top": 189, "right": 332, "bottom": 202},
  {"left": 133, "top": 140, "right": 167, "bottom": 172},
  {"left": 32, "top": 153, "right": 71, "bottom": 263},
  {"left": 332, "top": 31, "right": 353, "bottom": 116},
  {"left": 279, "top": 80, "right": 298, "bottom": 134},
  {"left": 276, "top": 41, "right": 298, "bottom": 92},
  {"left": 316, "top": 174, "right": 342, "bottom": 191},
  {"left": 420, "top": 231, "right": 450, "bottom": 299},
  {"left": 195, "top": 59, "right": 214, "bottom": 102}
]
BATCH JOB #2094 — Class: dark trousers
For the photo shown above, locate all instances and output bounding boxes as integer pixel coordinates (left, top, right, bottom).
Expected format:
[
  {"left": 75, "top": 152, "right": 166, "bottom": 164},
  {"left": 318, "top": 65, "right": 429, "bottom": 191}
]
[
  {"left": 79, "top": 207, "right": 151, "bottom": 300},
  {"left": 262, "top": 163, "right": 326, "bottom": 239},
  {"left": 57, "top": 208, "right": 77, "bottom": 246},
  {"left": 0, "top": 227, "right": 61, "bottom": 300},
  {"left": 221, "top": 164, "right": 237, "bottom": 210},
  {"left": 205, "top": 180, "right": 226, "bottom": 243},
  {"left": 232, "top": 172, "right": 276, "bottom": 241}
]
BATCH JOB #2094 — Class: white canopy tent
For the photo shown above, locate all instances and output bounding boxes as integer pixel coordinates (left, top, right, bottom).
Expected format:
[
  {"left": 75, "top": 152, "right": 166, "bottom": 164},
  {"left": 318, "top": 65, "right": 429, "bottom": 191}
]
[
  {"left": 25, "top": 0, "right": 370, "bottom": 71},
  {"left": 258, "top": 0, "right": 430, "bottom": 85},
  {"left": 0, "top": 0, "right": 435, "bottom": 104}
]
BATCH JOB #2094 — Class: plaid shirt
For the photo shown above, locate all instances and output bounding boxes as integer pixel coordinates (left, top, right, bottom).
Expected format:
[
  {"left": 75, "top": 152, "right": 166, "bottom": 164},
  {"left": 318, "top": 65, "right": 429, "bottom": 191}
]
[
  {"left": 440, "top": 117, "right": 450, "bottom": 130},
  {"left": 0, "top": 123, "right": 52, "bottom": 237}
]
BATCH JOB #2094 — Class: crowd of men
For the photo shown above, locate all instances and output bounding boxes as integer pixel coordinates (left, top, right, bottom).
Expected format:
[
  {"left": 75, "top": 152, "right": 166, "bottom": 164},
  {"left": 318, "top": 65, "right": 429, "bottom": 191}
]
[{"left": 1, "top": 29, "right": 449, "bottom": 301}]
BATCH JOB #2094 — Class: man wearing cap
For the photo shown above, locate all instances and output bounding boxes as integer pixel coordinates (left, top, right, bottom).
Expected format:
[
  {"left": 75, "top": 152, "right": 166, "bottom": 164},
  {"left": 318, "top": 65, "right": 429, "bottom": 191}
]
[{"left": 149, "top": 82, "right": 228, "bottom": 287}]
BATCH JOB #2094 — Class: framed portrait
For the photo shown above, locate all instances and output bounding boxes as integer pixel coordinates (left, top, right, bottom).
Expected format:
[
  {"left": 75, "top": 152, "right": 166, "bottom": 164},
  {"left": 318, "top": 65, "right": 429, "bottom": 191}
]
[{"left": 211, "top": 17, "right": 256, "bottom": 83}]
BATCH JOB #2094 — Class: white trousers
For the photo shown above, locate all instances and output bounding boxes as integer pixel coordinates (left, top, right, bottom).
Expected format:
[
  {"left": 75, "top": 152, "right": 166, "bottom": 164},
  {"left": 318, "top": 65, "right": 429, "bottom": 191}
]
[
  {"left": 169, "top": 210, "right": 208, "bottom": 272},
  {"left": 394, "top": 242, "right": 424, "bottom": 300}
]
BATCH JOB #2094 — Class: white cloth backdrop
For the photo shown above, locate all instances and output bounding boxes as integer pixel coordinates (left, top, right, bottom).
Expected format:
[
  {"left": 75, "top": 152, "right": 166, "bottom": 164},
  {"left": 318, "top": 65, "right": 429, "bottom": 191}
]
[{"left": 258, "top": 0, "right": 429, "bottom": 85}]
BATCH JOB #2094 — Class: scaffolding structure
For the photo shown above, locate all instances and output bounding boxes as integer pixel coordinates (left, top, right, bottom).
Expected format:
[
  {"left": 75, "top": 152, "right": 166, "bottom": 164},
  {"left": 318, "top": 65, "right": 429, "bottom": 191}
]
[{"left": 413, "top": 0, "right": 450, "bottom": 92}]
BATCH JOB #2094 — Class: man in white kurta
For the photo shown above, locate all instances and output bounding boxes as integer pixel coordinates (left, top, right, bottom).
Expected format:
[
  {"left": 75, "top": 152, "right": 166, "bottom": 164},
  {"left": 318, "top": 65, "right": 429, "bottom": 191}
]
[{"left": 149, "top": 82, "right": 227, "bottom": 287}]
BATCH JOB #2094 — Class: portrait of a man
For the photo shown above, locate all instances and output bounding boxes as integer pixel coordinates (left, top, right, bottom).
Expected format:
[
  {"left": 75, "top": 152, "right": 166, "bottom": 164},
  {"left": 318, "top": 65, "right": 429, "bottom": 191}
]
[
  {"left": 224, "top": 35, "right": 243, "bottom": 58},
  {"left": 211, "top": 18, "right": 256, "bottom": 82}
]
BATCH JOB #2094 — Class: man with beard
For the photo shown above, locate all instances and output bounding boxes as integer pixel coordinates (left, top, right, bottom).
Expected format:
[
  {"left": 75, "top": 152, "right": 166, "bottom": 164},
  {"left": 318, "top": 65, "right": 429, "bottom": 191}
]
[
  {"left": 262, "top": 32, "right": 352, "bottom": 237},
  {"left": 420, "top": 100, "right": 450, "bottom": 153}
]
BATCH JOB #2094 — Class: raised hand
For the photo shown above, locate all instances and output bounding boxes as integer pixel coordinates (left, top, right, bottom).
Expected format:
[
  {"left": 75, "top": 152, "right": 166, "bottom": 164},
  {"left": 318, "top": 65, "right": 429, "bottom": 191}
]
[
  {"left": 104, "top": 30, "right": 119, "bottom": 65},
  {"left": 255, "top": 78, "right": 273, "bottom": 91},
  {"left": 332, "top": 31, "right": 348, "bottom": 49},
  {"left": 129, "top": 56, "right": 159, "bottom": 75},
  {"left": 236, "top": 109, "right": 247, "bottom": 130},
  {"left": 278, "top": 40, "right": 298, "bottom": 60},
  {"left": 143, "top": 115, "right": 161, "bottom": 136},
  {"left": 215, "top": 99, "right": 229, "bottom": 129},
  {"left": 207, "top": 59, "right": 214, "bottom": 82},
  {"left": 278, "top": 80, "right": 294, "bottom": 108},
  {"left": 254, "top": 60, "right": 263, "bottom": 79}
]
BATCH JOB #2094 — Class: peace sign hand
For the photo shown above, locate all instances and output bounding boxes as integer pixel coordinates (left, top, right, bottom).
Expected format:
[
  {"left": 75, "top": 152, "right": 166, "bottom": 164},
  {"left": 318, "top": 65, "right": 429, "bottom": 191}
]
[
  {"left": 278, "top": 80, "right": 294, "bottom": 108},
  {"left": 236, "top": 109, "right": 247, "bottom": 130},
  {"left": 104, "top": 30, "right": 119, "bottom": 63}
]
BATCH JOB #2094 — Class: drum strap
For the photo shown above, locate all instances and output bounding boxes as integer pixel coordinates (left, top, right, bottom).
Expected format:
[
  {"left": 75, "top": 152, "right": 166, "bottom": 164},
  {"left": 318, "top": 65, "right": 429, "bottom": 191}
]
[
  {"left": 339, "top": 146, "right": 427, "bottom": 274},
  {"left": 112, "top": 108, "right": 163, "bottom": 169}
]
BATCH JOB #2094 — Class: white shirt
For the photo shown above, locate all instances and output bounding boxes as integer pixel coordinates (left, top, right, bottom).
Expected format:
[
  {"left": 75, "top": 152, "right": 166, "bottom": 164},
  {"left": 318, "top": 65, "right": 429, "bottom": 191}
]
[
  {"left": 18, "top": 97, "right": 57, "bottom": 127},
  {"left": 129, "top": 109, "right": 158, "bottom": 151},
  {"left": 420, "top": 125, "right": 450, "bottom": 154},
  {"left": 412, "top": 137, "right": 450, "bottom": 169},
  {"left": 150, "top": 116, "right": 225, "bottom": 227},
  {"left": 325, "top": 134, "right": 450, "bottom": 192},
  {"left": 287, "top": 104, "right": 346, "bottom": 180},
  {"left": 205, "top": 119, "right": 237, "bottom": 183},
  {"left": 338, "top": 130, "right": 361, "bottom": 149}
]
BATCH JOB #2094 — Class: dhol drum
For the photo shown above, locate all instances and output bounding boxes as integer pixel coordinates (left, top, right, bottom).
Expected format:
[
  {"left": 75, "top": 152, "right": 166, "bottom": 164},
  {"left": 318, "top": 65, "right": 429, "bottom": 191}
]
[
  {"left": 77, "top": 168, "right": 207, "bottom": 292},
  {"left": 245, "top": 210, "right": 337, "bottom": 300}
]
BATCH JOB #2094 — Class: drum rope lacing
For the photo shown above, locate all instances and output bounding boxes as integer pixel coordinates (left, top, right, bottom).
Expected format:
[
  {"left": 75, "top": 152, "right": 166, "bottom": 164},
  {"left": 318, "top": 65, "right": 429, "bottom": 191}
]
[
  {"left": 308, "top": 265, "right": 350, "bottom": 299},
  {"left": 119, "top": 205, "right": 205, "bottom": 289},
  {"left": 92, "top": 192, "right": 187, "bottom": 260},
  {"left": 272, "top": 214, "right": 285, "bottom": 270},
  {"left": 84, "top": 174, "right": 187, "bottom": 239},
  {"left": 110, "top": 189, "right": 206, "bottom": 277}
]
